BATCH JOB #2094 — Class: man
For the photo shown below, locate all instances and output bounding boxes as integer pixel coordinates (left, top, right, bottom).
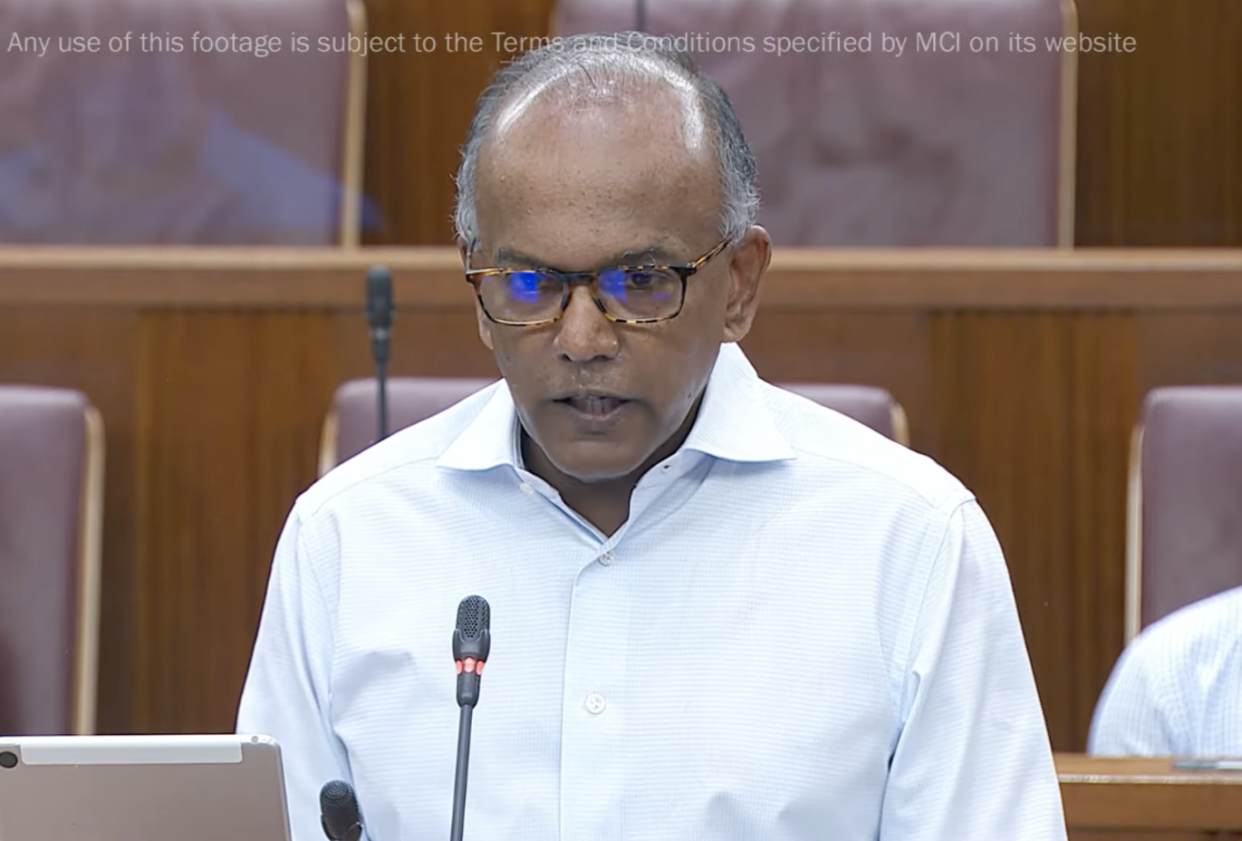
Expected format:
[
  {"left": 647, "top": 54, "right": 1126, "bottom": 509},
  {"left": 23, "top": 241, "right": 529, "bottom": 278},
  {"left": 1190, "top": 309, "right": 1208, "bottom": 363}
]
[
  {"left": 238, "top": 33, "right": 1066, "bottom": 840},
  {"left": 1090, "top": 585, "right": 1242, "bottom": 757}
]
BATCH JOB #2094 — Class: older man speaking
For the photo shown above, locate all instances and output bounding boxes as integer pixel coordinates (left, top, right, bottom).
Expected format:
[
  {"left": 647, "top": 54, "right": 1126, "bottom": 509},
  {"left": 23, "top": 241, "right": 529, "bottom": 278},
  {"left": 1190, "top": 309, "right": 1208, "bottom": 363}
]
[{"left": 237, "top": 33, "right": 1066, "bottom": 841}]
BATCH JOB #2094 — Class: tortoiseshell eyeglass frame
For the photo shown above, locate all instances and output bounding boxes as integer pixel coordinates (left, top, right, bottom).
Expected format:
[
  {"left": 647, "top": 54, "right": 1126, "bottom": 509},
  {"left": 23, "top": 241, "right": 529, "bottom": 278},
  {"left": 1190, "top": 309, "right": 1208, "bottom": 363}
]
[{"left": 464, "top": 236, "right": 733, "bottom": 327}]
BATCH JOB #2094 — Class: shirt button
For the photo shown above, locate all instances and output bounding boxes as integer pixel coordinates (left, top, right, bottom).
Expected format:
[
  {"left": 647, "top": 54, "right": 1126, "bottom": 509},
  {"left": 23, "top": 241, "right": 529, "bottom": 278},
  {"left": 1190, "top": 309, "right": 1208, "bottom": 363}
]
[
  {"left": 519, "top": 483, "right": 534, "bottom": 495},
  {"left": 585, "top": 693, "right": 607, "bottom": 714},
  {"left": 599, "top": 551, "right": 615, "bottom": 566}
]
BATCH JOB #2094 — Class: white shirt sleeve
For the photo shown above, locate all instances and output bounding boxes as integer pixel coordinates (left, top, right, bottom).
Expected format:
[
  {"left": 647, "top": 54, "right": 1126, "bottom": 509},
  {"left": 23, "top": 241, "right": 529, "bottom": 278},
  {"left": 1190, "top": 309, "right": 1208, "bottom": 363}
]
[
  {"left": 236, "top": 503, "right": 352, "bottom": 841},
  {"left": 1088, "top": 628, "right": 1187, "bottom": 756},
  {"left": 879, "top": 500, "right": 1067, "bottom": 840}
]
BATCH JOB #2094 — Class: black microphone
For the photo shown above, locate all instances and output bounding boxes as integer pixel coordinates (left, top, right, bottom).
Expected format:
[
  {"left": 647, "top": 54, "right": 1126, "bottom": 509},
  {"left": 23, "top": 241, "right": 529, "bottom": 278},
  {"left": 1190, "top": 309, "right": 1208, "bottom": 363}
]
[
  {"left": 365, "top": 265, "right": 394, "bottom": 442},
  {"left": 320, "top": 779, "right": 364, "bottom": 841},
  {"left": 450, "top": 595, "right": 491, "bottom": 841}
]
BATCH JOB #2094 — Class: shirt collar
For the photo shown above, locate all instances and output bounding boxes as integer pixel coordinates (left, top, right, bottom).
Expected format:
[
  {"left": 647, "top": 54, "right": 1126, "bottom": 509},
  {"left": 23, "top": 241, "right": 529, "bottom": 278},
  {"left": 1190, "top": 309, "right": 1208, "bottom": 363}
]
[
  {"left": 677, "top": 342, "right": 796, "bottom": 463},
  {"left": 436, "top": 342, "right": 796, "bottom": 473}
]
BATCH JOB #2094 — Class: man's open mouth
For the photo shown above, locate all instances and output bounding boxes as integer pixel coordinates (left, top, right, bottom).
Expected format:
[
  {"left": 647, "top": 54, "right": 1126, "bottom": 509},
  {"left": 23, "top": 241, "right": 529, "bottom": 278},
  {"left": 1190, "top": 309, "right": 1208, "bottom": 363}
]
[{"left": 558, "top": 395, "right": 628, "bottom": 416}]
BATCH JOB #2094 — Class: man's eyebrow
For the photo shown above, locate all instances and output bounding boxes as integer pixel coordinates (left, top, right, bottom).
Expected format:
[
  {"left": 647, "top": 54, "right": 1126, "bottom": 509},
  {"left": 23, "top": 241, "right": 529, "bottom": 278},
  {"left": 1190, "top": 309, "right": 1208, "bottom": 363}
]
[
  {"left": 493, "top": 244, "right": 680, "bottom": 270},
  {"left": 611, "top": 245, "right": 680, "bottom": 265},
  {"left": 493, "top": 247, "right": 544, "bottom": 268}
]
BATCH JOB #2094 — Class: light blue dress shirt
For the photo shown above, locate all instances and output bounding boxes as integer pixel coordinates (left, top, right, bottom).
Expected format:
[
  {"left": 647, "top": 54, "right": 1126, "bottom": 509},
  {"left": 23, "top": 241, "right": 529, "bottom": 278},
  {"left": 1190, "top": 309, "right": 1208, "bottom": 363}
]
[
  {"left": 237, "top": 342, "right": 1065, "bottom": 841},
  {"left": 1090, "top": 585, "right": 1242, "bottom": 757}
]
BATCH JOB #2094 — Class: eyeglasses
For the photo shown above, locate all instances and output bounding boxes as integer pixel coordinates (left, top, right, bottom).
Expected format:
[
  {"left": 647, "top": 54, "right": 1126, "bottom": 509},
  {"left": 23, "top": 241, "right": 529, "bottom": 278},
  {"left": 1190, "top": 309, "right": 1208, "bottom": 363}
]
[{"left": 464, "top": 237, "right": 732, "bottom": 327}]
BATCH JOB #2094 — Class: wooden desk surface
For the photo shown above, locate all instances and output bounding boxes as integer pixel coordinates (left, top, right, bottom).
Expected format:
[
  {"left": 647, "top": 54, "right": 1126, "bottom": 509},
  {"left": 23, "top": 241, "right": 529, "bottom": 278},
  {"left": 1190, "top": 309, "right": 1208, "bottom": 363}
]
[
  {"left": 1058, "top": 754, "right": 1242, "bottom": 783},
  {"left": 1057, "top": 754, "right": 1242, "bottom": 832}
]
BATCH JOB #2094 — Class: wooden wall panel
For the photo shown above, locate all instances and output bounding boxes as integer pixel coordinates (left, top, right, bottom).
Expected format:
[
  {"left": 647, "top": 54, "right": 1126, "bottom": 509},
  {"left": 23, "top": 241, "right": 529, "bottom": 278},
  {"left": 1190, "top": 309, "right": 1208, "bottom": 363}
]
[
  {"left": 739, "top": 311, "right": 935, "bottom": 448},
  {"left": 359, "top": 0, "right": 557, "bottom": 246},
  {"left": 1067, "top": 314, "right": 1138, "bottom": 745},
  {"left": 338, "top": 309, "right": 500, "bottom": 382},
  {"left": 5, "top": 250, "right": 1242, "bottom": 751},
  {"left": 1137, "top": 313, "right": 1242, "bottom": 387},
  {"left": 931, "top": 314, "right": 1078, "bottom": 744},
  {"left": 133, "top": 312, "right": 339, "bottom": 733},
  {"left": 1072, "top": 0, "right": 1242, "bottom": 245}
]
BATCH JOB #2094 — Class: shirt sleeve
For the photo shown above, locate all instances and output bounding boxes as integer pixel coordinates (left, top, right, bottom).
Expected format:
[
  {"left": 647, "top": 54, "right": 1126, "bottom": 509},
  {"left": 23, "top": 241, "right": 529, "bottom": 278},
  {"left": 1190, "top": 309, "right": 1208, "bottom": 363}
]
[
  {"left": 879, "top": 500, "right": 1067, "bottom": 840},
  {"left": 1087, "top": 629, "right": 1186, "bottom": 756},
  {"left": 236, "top": 502, "right": 352, "bottom": 841}
]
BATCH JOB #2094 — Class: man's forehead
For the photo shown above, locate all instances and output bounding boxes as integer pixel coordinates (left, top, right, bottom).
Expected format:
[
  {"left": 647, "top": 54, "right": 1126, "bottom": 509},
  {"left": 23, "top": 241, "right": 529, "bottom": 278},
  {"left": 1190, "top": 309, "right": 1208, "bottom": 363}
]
[
  {"left": 492, "top": 242, "right": 686, "bottom": 269},
  {"left": 472, "top": 172, "right": 717, "bottom": 269},
  {"left": 477, "top": 92, "right": 716, "bottom": 197},
  {"left": 471, "top": 69, "right": 722, "bottom": 264}
]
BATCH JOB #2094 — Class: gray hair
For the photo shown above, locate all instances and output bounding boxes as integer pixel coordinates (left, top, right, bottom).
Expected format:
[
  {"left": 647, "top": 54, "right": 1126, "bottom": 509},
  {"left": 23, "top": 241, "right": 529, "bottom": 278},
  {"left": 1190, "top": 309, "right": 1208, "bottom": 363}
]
[{"left": 453, "top": 32, "right": 759, "bottom": 250}]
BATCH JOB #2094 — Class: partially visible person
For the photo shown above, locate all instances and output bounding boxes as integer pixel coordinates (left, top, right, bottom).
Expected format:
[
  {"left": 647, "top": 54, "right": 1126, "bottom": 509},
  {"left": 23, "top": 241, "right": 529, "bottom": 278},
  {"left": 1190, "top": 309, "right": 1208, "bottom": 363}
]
[{"left": 1090, "top": 585, "right": 1242, "bottom": 756}]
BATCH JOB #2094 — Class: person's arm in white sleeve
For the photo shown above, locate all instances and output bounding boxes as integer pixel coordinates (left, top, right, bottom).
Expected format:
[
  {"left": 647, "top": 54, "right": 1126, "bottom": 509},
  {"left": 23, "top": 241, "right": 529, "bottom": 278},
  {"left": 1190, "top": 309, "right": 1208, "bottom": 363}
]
[
  {"left": 237, "top": 501, "right": 350, "bottom": 841},
  {"left": 1088, "top": 631, "right": 1186, "bottom": 756},
  {"left": 880, "top": 500, "right": 1067, "bottom": 840}
]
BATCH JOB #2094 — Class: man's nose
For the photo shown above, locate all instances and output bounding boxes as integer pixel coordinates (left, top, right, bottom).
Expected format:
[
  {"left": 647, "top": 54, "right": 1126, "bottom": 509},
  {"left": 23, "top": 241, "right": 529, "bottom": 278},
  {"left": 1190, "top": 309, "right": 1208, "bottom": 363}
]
[{"left": 553, "top": 284, "right": 619, "bottom": 362}]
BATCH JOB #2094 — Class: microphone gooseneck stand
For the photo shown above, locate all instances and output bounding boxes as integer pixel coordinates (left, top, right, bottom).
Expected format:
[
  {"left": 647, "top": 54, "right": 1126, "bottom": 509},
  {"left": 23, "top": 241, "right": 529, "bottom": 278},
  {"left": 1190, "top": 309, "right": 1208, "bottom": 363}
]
[
  {"left": 365, "top": 265, "right": 394, "bottom": 443},
  {"left": 450, "top": 595, "right": 491, "bottom": 841}
]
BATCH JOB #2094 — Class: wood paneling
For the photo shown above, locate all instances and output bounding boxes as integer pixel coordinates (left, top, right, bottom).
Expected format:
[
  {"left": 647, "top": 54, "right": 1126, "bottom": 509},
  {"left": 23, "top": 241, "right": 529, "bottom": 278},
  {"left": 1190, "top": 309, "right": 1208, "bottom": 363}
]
[
  {"left": 1069, "top": 315, "right": 1139, "bottom": 743},
  {"left": 924, "top": 313, "right": 1140, "bottom": 749},
  {"left": 3, "top": 247, "right": 1242, "bottom": 308},
  {"left": 358, "top": 0, "right": 557, "bottom": 245},
  {"left": 5, "top": 248, "right": 1242, "bottom": 750},
  {"left": 133, "top": 312, "right": 340, "bottom": 733},
  {"left": 742, "top": 311, "right": 936, "bottom": 452},
  {"left": 354, "top": 1, "right": 1242, "bottom": 247},
  {"left": 1075, "top": 0, "right": 1242, "bottom": 246}
]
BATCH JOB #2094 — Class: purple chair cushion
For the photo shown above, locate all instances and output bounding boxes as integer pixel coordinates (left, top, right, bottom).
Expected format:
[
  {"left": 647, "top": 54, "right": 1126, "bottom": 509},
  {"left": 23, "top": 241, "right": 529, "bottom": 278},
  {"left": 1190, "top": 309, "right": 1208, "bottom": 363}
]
[
  {"left": 0, "top": 0, "right": 355, "bottom": 244},
  {"left": 554, "top": 0, "right": 1071, "bottom": 246},
  {"left": 0, "top": 386, "right": 90, "bottom": 735},
  {"left": 1138, "top": 386, "right": 1242, "bottom": 630}
]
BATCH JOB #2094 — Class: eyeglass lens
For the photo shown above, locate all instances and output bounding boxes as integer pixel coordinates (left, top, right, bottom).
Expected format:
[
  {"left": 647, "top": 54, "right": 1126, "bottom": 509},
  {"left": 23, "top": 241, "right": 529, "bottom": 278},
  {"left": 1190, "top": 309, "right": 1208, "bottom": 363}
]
[{"left": 479, "top": 267, "right": 681, "bottom": 322}]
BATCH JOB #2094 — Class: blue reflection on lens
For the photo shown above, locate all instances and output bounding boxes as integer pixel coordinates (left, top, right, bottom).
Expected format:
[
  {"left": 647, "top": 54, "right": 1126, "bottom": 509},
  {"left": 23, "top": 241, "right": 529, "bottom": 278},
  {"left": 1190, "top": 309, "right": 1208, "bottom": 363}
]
[
  {"left": 507, "top": 271, "right": 544, "bottom": 303},
  {"left": 598, "top": 268, "right": 628, "bottom": 300}
]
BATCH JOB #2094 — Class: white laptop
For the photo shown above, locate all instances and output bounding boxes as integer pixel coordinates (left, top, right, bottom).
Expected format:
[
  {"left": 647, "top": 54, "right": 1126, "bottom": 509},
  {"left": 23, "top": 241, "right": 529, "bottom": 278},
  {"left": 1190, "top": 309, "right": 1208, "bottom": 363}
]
[{"left": 0, "top": 734, "right": 292, "bottom": 841}]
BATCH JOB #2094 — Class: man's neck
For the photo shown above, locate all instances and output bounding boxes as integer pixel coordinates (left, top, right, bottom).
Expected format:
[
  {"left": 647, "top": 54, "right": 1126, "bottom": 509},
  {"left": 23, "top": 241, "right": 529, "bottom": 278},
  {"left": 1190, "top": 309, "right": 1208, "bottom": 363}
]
[
  {"left": 519, "top": 396, "right": 703, "bottom": 537},
  {"left": 520, "top": 434, "right": 641, "bottom": 537}
]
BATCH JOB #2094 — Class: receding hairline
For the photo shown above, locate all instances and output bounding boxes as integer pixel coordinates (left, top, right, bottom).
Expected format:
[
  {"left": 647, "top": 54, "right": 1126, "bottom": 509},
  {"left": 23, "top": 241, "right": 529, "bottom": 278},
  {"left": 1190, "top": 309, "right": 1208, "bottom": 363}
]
[
  {"left": 454, "top": 32, "right": 761, "bottom": 247},
  {"left": 487, "top": 50, "right": 709, "bottom": 153}
]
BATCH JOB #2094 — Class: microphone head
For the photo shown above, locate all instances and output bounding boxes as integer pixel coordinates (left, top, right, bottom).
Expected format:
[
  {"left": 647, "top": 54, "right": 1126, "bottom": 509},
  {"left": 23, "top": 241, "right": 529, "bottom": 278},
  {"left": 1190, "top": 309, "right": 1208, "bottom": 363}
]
[
  {"left": 453, "top": 595, "right": 491, "bottom": 668},
  {"left": 319, "top": 780, "right": 361, "bottom": 841},
  {"left": 456, "top": 594, "right": 490, "bottom": 637},
  {"left": 365, "top": 265, "right": 394, "bottom": 328}
]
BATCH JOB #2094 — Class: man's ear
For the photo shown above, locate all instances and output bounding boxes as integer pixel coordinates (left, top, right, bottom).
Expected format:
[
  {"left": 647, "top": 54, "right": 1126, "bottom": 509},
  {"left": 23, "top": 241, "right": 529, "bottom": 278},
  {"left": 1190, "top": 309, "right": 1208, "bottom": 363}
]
[
  {"left": 460, "top": 240, "right": 496, "bottom": 351},
  {"left": 721, "top": 226, "right": 771, "bottom": 343}
]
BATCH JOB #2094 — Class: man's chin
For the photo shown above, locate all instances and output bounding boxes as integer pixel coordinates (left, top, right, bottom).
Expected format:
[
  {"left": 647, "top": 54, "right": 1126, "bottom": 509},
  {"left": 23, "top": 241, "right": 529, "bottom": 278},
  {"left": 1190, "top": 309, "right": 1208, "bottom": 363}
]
[{"left": 544, "top": 443, "right": 650, "bottom": 485}]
